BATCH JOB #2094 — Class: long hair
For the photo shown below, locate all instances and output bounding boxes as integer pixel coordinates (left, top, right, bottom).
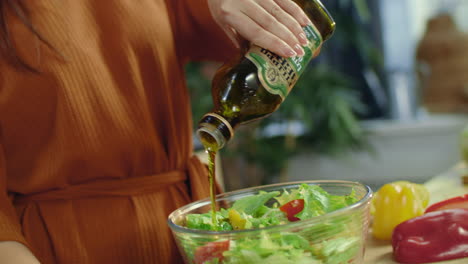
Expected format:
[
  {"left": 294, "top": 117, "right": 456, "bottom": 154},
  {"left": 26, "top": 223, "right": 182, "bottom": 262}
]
[{"left": 0, "top": 0, "right": 55, "bottom": 72}]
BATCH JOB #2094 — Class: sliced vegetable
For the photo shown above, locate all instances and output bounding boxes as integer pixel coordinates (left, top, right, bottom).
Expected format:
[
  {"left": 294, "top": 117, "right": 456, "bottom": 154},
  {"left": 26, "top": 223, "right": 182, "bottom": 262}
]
[
  {"left": 280, "top": 199, "right": 304, "bottom": 222},
  {"left": 425, "top": 194, "right": 468, "bottom": 212},
  {"left": 194, "top": 240, "right": 230, "bottom": 264},
  {"left": 371, "top": 181, "right": 429, "bottom": 240},
  {"left": 392, "top": 208, "right": 468, "bottom": 263},
  {"left": 228, "top": 209, "right": 246, "bottom": 230}
]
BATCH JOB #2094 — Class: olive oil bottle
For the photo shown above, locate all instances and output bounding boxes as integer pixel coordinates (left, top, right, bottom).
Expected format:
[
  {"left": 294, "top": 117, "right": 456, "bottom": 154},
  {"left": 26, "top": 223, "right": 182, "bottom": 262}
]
[
  {"left": 198, "top": 0, "right": 335, "bottom": 228},
  {"left": 197, "top": 0, "right": 336, "bottom": 151}
]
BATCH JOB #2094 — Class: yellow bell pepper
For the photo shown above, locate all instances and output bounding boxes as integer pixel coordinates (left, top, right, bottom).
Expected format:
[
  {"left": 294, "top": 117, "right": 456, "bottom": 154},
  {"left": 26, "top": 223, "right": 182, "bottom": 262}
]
[
  {"left": 371, "top": 181, "right": 429, "bottom": 240},
  {"left": 228, "top": 209, "right": 246, "bottom": 230}
]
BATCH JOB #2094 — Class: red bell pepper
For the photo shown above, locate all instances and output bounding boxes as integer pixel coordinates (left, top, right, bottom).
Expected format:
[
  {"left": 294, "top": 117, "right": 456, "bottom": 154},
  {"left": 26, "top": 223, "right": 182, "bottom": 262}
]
[
  {"left": 392, "top": 208, "right": 468, "bottom": 263},
  {"left": 425, "top": 194, "right": 468, "bottom": 213}
]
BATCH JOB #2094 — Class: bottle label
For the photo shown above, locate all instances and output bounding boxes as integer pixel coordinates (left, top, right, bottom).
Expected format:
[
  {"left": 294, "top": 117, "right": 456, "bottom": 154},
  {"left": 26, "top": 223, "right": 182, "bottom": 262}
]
[{"left": 245, "top": 24, "right": 323, "bottom": 100}]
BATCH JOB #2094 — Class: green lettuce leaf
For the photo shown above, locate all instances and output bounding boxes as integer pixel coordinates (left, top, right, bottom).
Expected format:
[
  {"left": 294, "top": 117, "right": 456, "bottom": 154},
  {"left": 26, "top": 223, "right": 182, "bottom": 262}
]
[
  {"left": 328, "top": 189, "right": 359, "bottom": 212},
  {"left": 185, "top": 209, "right": 232, "bottom": 231},
  {"left": 244, "top": 205, "right": 288, "bottom": 229},
  {"left": 317, "top": 237, "right": 360, "bottom": 264},
  {"left": 222, "top": 232, "right": 322, "bottom": 264},
  {"left": 232, "top": 191, "right": 280, "bottom": 215},
  {"left": 294, "top": 184, "right": 330, "bottom": 220}
]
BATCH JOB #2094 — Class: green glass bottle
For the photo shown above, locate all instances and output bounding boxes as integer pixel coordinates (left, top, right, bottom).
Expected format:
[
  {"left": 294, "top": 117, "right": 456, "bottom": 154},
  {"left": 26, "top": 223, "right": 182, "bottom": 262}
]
[{"left": 197, "top": 0, "right": 336, "bottom": 151}]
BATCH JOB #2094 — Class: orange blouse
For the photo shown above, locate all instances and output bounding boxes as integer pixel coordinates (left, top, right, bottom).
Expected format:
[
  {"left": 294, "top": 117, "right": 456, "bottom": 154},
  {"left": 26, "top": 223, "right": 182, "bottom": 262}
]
[{"left": 0, "top": 0, "right": 235, "bottom": 263}]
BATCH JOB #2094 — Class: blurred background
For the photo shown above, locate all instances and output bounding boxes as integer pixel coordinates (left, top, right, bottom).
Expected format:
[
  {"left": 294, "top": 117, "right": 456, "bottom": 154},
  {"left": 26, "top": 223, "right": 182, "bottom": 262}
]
[{"left": 189, "top": 0, "right": 468, "bottom": 191}]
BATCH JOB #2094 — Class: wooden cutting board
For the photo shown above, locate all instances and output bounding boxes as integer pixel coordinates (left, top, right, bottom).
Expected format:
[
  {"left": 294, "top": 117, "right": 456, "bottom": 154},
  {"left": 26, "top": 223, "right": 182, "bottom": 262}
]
[{"left": 363, "top": 163, "right": 468, "bottom": 263}]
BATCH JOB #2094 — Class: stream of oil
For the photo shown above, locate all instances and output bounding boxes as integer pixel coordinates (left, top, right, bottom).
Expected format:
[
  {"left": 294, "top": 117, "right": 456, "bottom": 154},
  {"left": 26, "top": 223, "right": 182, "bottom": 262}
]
[{"left": 207, "top": 149, "right": 218, "bottom": 228}]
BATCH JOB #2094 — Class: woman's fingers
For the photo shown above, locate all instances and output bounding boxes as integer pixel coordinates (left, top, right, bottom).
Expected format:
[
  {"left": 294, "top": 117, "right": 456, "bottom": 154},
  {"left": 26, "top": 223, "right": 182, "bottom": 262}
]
[
  {"left": 264, "top": 0, "right": 312, "bottom": 47},
  {"left": 241, "top": 1, "right": 305, "bottom": 56},
  {"left": 225, "top": 11, "right": 297, "bottom": 57},
  {"left": 274, "top": 0, "right": 312, "bottom": 26},
  {"left": 209, "top": 0, "right": 313, "bottom": 57}
]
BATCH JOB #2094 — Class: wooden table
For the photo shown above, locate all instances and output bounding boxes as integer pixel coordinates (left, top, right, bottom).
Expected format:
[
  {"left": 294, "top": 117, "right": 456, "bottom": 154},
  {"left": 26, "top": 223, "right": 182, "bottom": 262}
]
[{"left": 363, "top": 164, "right": 468, "bottom": 264}]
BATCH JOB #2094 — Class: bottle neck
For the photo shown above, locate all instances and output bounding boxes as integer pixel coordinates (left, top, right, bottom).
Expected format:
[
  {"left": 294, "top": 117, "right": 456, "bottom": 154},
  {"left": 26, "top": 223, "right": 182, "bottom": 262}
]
[
  {"left": 302, "top": 0, "right": 335, "bottom": 42},
  {"left": 196, "top": 113, "right": 234, "bottom": 150}
]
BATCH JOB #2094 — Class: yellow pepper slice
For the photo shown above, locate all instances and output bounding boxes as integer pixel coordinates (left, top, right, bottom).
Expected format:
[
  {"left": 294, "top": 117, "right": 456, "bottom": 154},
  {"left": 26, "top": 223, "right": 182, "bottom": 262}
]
[
  {"left": 228, "top": 209, "right": 246, "bottom": 230},
  {"left": 371, "top": 181, "right": 429, "bottom": 240}
]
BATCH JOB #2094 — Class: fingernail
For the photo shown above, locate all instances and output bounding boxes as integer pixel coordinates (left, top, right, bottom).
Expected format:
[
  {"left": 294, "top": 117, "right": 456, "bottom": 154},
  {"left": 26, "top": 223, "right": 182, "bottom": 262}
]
[
  {"left": 294, "top": 44, "right": 304, "bottom": 56},
  {"left": 299, "top": 33, "right": 308, "bottom": 45},
  {"left": 283, "top": 46, "right": 297, "bottom": 57}
]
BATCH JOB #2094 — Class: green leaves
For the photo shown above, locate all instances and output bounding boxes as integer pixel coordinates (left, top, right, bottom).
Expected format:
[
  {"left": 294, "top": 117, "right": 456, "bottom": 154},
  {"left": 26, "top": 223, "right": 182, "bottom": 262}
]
[
  {"left": 290, "top": 65, "right": 367, "bottom": 155},
  {"left": 245, "top": 206, "right": 288, "bottom": 229},
  {"left": 185, "top": 184, "right": 358, "bottom": 232},
  {"left": 232, "top": 191, "right": 280, "bottom": 215},
  {"left": 295, "top": 185, "right": 330, "bottom": 219},
  {"left": 318, "top": 237, "right": 360, "bottom": 264},
  {"left": 276, "top": 184, "right": 358, "bottom": 220},
  {"left": 352, "top": 0, "right": 371, "bottom": 22},
  {"left": 186, "top": 209, "right": 233, "bottom": 231},
  {"left": 222, "top": 232, "right": 321, "bottom": 264}
]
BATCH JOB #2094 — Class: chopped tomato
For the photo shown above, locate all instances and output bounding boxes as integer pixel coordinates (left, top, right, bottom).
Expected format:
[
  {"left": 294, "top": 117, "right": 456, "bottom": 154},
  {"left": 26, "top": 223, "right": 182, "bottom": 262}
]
[
  {"left": 425, "top": 194, "right": 468, "bottom": 213},
  {"left": 194, "top": 240, "right": 229, "bottom": 264},
  {"left": 280, "top": 199, "right": 305, "bottom": 222}
]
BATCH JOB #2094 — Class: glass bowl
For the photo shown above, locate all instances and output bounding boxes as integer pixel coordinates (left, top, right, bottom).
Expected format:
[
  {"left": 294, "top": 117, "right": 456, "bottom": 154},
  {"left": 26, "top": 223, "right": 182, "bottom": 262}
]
[{"left": 168, "top": 180, "right": 373, "bottom": 264}]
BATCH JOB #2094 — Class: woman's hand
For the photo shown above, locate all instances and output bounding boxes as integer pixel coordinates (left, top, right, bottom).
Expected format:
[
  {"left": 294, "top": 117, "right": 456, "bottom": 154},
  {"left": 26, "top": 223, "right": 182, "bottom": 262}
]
[
  {"left": 208, "top": 0, "right": 312, "bottom": 57},
  {"left": 0, "top": 241, "right": 41, "bottom": 264}
]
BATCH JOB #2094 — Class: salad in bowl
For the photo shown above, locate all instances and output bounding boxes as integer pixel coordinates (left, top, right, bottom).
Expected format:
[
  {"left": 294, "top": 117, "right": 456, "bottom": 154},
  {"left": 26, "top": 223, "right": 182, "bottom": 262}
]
[{"left": 168, "top": 180, "right": 372, "bottom": 264}]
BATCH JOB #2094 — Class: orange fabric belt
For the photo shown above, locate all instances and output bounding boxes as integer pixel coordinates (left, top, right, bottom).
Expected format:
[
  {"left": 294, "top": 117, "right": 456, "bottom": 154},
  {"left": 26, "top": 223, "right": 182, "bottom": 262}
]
[
  {"left": 15, "top": 170, "right": 187, "bottom": 204},
  {"left": 12, "top": 155, "right": 213, "bottom": 204},
  {"left": 14, "top": 156, "right": 211, "bottom": 204}
]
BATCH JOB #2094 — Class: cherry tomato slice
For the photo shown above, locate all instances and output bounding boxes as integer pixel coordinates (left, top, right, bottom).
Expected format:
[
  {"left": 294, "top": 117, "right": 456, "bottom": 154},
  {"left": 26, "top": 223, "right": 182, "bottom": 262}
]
[
  {"left": 194, "top": 240, "right": 229, "bottom": 264},
  {"left": 280, "top": 199, "right": 305, "bottom": 222}
]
